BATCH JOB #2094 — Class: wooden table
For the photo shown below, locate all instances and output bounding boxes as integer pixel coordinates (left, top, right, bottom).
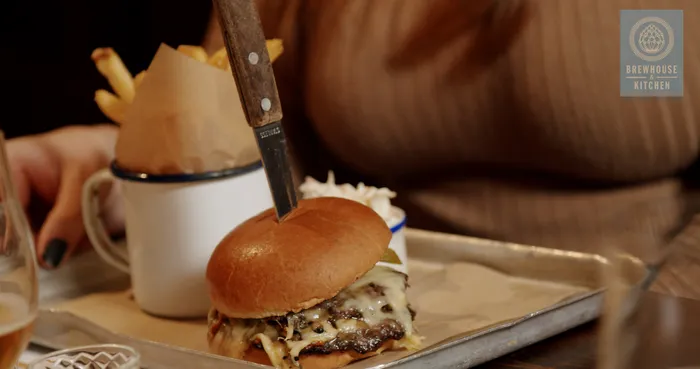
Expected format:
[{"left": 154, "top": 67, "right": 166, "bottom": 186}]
[{"left": 479, "top": 291, "right": 700, "bottom": 369}]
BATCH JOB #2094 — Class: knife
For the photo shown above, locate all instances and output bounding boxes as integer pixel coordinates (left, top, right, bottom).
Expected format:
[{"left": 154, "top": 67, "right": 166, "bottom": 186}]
[{"left": 212, "top": 0, "right": 297, "bottom": 221}]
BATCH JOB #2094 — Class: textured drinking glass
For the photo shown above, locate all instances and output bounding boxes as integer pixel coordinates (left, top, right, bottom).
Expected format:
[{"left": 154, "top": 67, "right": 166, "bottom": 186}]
[
  {"left": 0, "top": 131, "right": 39, "bottom": 369},
  {"left": 597, "top": 202, "right": 699, "bottom": 369},
  {"left": 27, "top": 344, "right": 141, "bottom": 369}
]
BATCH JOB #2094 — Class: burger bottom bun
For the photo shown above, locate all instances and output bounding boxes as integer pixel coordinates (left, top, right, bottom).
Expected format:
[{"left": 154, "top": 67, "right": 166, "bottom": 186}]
[{"left": 235, "top": 341, "right": 395, "bottom": 369}]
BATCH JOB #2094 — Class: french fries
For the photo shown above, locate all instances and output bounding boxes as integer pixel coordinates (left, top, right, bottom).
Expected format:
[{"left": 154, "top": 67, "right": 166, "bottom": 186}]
[
  {"left": 266, "top": 39, "right": 284, "bottom": 63},
  {"left": 177, "top": 45, "right": 209, "bottom": 63},
  {"left": 92, "top": 39, "right": 284, "bottom": 125},
  {"left": 94, "top": 89, "right": 129, "bottom": 125},
  {"left": 91, "top": 48, "right": 135, "bottom": 103},
  {"left": 133, "top": 71, "right": 147, "bottom": 90},
  {"left": 207, "top": 48, "right": 230, "bottom": 70}
]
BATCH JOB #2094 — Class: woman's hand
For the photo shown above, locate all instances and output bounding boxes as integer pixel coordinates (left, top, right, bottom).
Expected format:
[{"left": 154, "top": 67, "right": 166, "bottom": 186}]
[{"left": 6, "top": 124, "right": 123, "bottom": 268}]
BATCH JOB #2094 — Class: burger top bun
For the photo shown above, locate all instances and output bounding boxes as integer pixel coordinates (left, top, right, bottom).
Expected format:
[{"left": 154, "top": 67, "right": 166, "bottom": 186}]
[{"left": 206, "top": 197, "right": 392, "bottom": 319}]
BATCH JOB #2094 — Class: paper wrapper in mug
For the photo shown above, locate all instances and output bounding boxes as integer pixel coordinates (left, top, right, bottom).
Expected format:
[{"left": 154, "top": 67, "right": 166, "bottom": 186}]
[{"left": 115, "top": 44, "right": 260, "bottom": 175}]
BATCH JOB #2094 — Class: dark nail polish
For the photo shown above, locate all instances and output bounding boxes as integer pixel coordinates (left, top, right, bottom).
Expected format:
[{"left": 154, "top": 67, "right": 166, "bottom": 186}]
[{"left": 43, "top": 239, "right": 68, "bottom": 268}]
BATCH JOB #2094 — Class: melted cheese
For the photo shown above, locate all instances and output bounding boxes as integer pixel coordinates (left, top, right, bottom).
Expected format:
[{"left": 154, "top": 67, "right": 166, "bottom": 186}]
[
  {"left": 253, "top": 333, "right": 292, "bottom": 369},
  {"left": 334, "top": 319, "right": 360, "bottom": 333},
  {"left": 341, "top": 266, "right": 416, "bottom": 336},
  {"left": 215, "top": 319, "right": 264, "bottom": 358},
  {"left": 217, "top": 266, "right": 422, "bottom": 368}
]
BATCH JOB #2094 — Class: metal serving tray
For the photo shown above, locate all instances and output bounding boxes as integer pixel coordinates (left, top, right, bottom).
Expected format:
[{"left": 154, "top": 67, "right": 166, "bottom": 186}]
[{"left": 32, "top": 228, "right": 651, "bottom": 369}]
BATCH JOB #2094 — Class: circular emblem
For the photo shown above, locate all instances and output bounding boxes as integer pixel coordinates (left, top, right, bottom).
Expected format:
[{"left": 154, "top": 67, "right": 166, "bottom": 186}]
[{"left": 629, "top": 16, "right": 674, "bottom": 62}]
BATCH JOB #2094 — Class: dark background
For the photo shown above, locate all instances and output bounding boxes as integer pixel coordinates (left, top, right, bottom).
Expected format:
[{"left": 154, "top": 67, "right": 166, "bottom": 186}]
[{"left": 0, "top": 0, "right": 212, "bottom": 139}]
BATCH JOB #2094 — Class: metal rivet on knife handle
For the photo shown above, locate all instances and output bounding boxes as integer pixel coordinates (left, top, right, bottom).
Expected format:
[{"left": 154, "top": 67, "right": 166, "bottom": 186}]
[
  {"left": 261, "top": 98, "right": 271, "bottom": 112},
  {"left": 248, "top": 52, "right": 259, "bottom": 65}
]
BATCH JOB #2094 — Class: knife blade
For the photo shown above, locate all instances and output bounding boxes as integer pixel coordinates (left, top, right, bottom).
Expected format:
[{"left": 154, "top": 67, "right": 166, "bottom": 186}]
[
  {"left": 212, "top": 0, "right": 297, "bottom": 220},
  {"left": 253, "top": 121, "right": 296, "bottom": 219}
]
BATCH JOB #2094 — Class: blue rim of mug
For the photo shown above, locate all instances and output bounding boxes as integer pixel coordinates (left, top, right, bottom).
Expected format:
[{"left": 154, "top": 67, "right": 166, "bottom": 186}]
[
  {"left": 390, "top": 216, "right": 407, "bottom": 233},
  {"left": 388, "top": 207, "right": 407, "bottom": 233},
  {"left": 110, "top": 160, "right": 263, "bottom": 183}
]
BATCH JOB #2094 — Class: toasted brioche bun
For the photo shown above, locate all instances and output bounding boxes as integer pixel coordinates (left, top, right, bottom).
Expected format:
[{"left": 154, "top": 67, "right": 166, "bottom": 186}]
[
  {"left": 241, "top": 342, "right": 394, "bottom": 369},
  {"left": 206, "top": 197, "right": 391, "bottom": 319}
]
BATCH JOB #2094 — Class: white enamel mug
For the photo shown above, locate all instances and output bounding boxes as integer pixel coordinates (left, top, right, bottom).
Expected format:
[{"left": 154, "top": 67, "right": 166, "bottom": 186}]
[
  {"left": 81, "top": 161, "right": 272, "bottom": 318},
  {"left": 376, "top": 206, "right": 408, "bottom": 275}
]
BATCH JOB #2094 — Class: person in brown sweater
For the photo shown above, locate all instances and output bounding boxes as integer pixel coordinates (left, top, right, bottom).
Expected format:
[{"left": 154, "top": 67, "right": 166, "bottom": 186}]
[
  {"left": 7, "top": 0, "right": 700, "bottom": 297},
  {"left": 246, "top": 0, "right": 700, "bottom": 298}
]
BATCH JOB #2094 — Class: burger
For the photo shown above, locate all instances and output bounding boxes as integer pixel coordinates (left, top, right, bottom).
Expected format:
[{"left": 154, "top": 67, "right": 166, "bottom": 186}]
[{"left": 206, "top": 197, "right": 422, "bottom": 369}]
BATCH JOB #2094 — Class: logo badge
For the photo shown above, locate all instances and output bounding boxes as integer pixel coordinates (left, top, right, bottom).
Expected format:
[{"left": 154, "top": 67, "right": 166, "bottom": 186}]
[{"left": 620, "top": 10, "right": 683, "bottom": 97}]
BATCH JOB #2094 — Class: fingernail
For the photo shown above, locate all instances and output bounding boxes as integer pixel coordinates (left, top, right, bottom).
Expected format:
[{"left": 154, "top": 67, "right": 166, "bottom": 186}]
[{"left": 43, "top": 239, "right": 68, "bottom": 268}]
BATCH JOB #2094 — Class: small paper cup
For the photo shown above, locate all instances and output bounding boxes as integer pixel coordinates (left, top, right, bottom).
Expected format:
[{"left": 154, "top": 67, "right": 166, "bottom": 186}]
[
  {"left": 377, "top": 206, "right": 408, "bottom": 275},
  {"left": 27, "top": 344, "right": 140, "bottom": 369}
]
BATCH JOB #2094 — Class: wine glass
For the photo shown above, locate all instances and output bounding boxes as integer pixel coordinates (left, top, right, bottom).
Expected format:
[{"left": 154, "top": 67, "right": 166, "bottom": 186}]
[{"left": 0, "top": 131, "right": 39, "bottom": 369}]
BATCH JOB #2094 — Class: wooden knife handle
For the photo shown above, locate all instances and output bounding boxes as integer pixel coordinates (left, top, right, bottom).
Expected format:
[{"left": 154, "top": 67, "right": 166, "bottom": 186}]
[{"left": 213, "top": 0, "right": 283, "bottom": 128}]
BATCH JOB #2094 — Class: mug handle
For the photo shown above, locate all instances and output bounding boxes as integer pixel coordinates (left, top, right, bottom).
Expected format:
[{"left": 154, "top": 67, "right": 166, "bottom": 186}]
[{"left": 81, "top": 168, "right": 130, "bottom": 274}]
